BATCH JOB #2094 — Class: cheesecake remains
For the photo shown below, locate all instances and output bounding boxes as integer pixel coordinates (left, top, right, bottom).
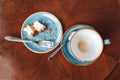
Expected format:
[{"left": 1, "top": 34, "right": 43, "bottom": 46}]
[{"left": 24, "top": 21, "right": 46, "bottom": 37}]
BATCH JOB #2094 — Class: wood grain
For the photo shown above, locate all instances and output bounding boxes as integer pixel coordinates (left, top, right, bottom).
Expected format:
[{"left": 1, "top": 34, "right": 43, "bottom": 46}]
[{"left": 0, "top": 0, "right": 120, "bottom": 80}]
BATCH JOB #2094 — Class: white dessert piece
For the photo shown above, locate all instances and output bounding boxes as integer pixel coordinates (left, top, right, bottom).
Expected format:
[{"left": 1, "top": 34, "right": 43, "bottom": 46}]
[
  {"left": 33, "top": 21, "right": 46, "bottom": 32},
  {"left": 24, "top": 24, "right": 37, "bottom": 37},
  {"left": 24, "top": 21, "right": 46, "bottom": 37}
]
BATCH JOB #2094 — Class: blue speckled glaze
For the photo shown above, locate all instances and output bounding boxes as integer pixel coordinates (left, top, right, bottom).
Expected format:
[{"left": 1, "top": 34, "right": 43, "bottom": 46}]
[
  {"left": 21, "top": 12, "right": 62, "bottom": 53},
  {"left": 62, "top": 25, "right": 96, "bottom": 66}
]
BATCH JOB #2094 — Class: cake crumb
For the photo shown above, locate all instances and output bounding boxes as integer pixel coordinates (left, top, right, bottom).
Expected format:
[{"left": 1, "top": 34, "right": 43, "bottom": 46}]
[{"left": 46, "top": 28, "right": 52, "bottom": 33}]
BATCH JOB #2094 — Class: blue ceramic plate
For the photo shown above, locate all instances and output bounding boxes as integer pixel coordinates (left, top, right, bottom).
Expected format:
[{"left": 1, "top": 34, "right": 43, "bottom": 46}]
[
  {"left": 61, "top": 24, "right": 95, "bottom": 66},
  {"left": 21, "top": 12, "right": 63, "bottom": 53}
]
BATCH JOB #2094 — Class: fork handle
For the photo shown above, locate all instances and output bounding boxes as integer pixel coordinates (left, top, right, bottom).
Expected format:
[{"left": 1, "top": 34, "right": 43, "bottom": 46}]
[{"left": 4, "top": 36, "right": 32, "bottom": 43}]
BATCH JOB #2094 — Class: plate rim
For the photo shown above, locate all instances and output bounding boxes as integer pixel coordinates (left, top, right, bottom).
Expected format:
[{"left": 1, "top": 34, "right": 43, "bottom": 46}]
[{"left": 21, "top": 11, "right": 63, "bottom": 54}]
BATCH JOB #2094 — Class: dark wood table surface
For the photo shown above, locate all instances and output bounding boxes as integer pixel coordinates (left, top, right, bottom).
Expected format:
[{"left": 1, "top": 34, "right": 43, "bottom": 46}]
[{"left": 0, "top": 0, "right": 120, "bottom": 80}]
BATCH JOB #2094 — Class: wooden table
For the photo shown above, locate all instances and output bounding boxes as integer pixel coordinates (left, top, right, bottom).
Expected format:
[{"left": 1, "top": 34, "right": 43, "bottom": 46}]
[{"left": 0, "top": 0, "right": 120, "bottom": 80}]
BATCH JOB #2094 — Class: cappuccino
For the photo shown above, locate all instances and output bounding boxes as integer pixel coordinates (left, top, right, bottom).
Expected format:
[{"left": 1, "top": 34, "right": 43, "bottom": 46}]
[
  {"left": 77, "top": 40, "right": 89, "bottom": 53},
  {"left": 70, "top": 29, "right": 103, "bottom": 62}
]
